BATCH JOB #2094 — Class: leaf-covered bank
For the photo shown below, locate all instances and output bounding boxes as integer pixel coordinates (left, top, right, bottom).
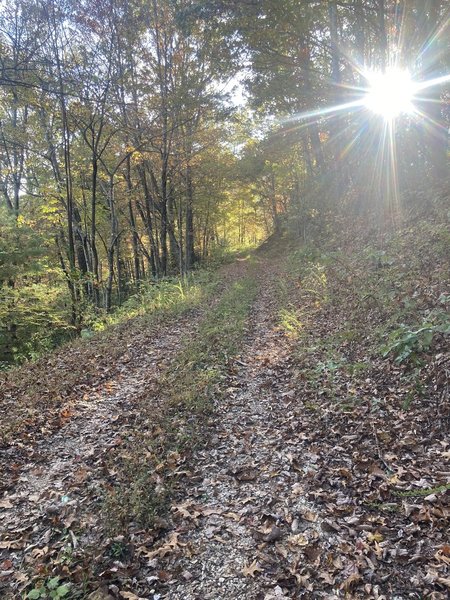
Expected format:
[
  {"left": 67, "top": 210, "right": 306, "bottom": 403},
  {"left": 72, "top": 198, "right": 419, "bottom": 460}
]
[
  {"left": 0, "top": 267, "right": 220, "bottom": 447},
  {"left": 265, "top": 193, "right": 450, "bottom": 596}
]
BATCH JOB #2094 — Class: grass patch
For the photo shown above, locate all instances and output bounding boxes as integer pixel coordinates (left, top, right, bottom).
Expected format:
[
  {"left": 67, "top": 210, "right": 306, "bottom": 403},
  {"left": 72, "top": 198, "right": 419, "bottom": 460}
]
[
  {"left": 391, "top": 483, "right": 450, "bottom": 498},
  {"left": 278, "top": 307, "right": 304, "bottom": 338},
  {"left": 168, "top": 275, "right": 258, "bottom": 413},
  {"left": 82, "top": 269, "right": 220, "bottom": 335},
  {"left": 102, "top": 273, "right": 258, "bottom": 531}
]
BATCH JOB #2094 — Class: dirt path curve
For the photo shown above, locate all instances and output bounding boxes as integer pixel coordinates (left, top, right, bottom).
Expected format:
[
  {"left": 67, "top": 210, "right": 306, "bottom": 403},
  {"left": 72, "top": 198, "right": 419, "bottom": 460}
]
[
  {"left": 0, "top": 259, "right": 251, "bottom": 598},
  {"left": 155, "top": 257, "right": 333, "bottom": 600}
]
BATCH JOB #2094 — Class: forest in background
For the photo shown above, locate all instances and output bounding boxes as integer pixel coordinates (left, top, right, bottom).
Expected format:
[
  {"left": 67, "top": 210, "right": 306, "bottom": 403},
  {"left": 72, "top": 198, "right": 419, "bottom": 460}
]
[{"left": 0, "top": 0, "right": 448, "bottom": 366}]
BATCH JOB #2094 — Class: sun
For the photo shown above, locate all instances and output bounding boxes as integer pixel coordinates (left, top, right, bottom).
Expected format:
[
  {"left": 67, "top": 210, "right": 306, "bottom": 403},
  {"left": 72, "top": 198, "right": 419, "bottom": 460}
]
[{"left": 363, "top": 68, "right": 417, "bottom": 120}]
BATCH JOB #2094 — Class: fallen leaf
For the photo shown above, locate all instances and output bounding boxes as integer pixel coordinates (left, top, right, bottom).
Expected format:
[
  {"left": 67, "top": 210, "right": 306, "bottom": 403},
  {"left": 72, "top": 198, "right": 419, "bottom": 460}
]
[
  {"left": 435, "top": 550, "right": 450, "bottom": 566},
  {"left": 0, "top": 540, "right": 23, "bottom": 550},
  {"left": 263, "top": 586, "right": 290, "bottom": 599},
  {"left": 171, "top": 502, "right": 200, "bottom": 521},
  {"left": 222, "top": 511, "right": 241, "bottom": 522},
  {"left": 302, "top": 510, "right": 318, "bottom": 523},
  {"left": 200, "top": 507, "right": 221, "bottom": 517},
  {"left": 1, "top": 559, "right": 13, "bottom": 570},
  {"left": 341, "top": 573, "right": 362, "bottom": 591},
  {"left": 72, "top": 467, "right": 90, "bottom": 485},
  {"left": 288, "top": 534, "right": 309, "bottom": 547},
  {"left": 59, "top": 407, "right": 74, "bottom": 419},
  {"left": 87, "top": 589, "right": 115, "bottom": 600},
  {"left": 319, "top": 571, "right": 334, "bottom": 584},
  {"left": 30, "top": 546, "right": 48, "bottom": 559},
  {"left": 120, "top": 593, "right": 147, "bottom": 600},
  {"left": 367, "top": 531, "right": 383, "bottom": 542},
  {"left": 138, "top": 532, "right": 185, "bottom": 561},
  {"left": 242, "top": 559, "right": 263, "bottom": 578}
]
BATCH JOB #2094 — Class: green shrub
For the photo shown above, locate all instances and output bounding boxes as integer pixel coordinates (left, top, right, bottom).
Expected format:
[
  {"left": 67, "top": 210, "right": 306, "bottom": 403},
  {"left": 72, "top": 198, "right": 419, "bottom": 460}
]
[{"left": 382, "top": 311, "right": 450, "bottom": 364}]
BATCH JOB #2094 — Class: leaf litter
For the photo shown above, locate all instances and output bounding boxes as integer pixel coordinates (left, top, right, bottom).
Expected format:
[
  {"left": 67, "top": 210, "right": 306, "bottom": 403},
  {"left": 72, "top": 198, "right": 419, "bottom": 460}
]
[{"left": 140, "top": 218, "right": 448, "bottom": 598}]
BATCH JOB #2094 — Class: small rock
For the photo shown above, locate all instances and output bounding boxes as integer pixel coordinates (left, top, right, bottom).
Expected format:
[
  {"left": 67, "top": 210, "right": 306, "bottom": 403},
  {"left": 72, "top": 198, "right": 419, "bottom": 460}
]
[
  {"left": 291, "top": 518, "right": 300, "bottom": 533},
  {"left": 264, "top": 525, "right": 283, "bottom": 543}
]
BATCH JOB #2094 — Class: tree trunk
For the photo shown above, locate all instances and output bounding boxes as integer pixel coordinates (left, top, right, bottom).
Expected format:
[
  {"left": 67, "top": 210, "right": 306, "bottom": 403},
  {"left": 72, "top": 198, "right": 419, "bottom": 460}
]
[
  {"left": 378, "top": 0, "right": 387, "bottom": 70},
  {"left": 185, "top": 162, "right": 195, "bottom": 271},
  {"left": 328, "top": 0, "right": 344, "bottom": 197},
  {"left": 91, "top": 157, "right": 100, "bottom": 306},
  {"left": 421, "top": 0, "right": 447, "bottom": 180},
  {"left": 106, "top": 174, "right": 118, "bottom": 311},
  {"left": 126, "top": 157, "right": 141, "bottom": 284}
]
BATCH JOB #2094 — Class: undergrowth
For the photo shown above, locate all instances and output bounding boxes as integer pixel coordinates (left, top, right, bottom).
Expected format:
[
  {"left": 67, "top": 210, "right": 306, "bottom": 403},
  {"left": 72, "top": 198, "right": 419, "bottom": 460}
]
[
  {"left": 83, "top": 269, "right": 219, "bottom": 335},
  {"left": 0, "top": 267, "right": 220, "bottom": 369},
  {"left": 277, "top": 191, "right": 450, "bottom": 416}
]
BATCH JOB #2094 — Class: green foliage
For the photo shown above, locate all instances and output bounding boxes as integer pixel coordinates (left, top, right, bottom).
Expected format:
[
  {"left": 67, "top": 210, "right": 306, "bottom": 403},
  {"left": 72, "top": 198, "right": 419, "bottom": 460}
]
[
  {"left": 26, "top": 577, "right": 71, "bottom": 599},
  {"left": 433, "top": 224, "right": 450, "bottom": 257},
  {"left": 364, "top": 249, "right": 394, "bottom": 268},
  {"left": 278, "top": 307, "right": 303, "bottom": 337},
  {"left": 0, "top": 208, "right": 72, "bottom": 366},
  {"left": 391, "top": 483, "right": 450, "bottom": 498},
  {"left": 0, "top": 207, "right": 45, "bottom": 282},
  {"left": 287, "top": 245, "right": 323, "bottom": 273},
  {"left": 383, "top": 325, "right": 434, "bottom": 364},
  {"left": 83, "top": 269, "right": 219, "bottom": 333},
  {"left": 0, "top": 281, "right": 72, "bottom": 366},
  {"left": 1, "top": 266, "right": 219, "bottom": 368},
  {"left": 301, "top": 262, "right": 328, "bottom": 303},
  {"left": 108, "top": 539, "right": 129, "bottom": 560},
  {"left": 382, "top": 310, "right": 450, "bottom": 364},
  {"left": 283, "top": 245, "right": 330, "bottom": 307}
]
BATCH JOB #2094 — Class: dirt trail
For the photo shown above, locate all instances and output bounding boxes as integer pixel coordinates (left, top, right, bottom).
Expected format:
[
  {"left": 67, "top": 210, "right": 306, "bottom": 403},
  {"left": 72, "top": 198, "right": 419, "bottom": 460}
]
[
  {"left": 2, "top": 247, "right": 449, "bottom": 599},
  {"left": 153, "top": 259, "right": 332, "bottom": 600},
  {"left": 0, "top": 258, "right": 252, "bottom": 598}
]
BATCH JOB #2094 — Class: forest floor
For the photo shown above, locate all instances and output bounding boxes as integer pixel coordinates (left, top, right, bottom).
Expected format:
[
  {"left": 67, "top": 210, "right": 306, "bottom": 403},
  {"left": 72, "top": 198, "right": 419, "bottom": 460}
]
[{"left": 1, "top": 197, "right": 449, "bottom": 600}]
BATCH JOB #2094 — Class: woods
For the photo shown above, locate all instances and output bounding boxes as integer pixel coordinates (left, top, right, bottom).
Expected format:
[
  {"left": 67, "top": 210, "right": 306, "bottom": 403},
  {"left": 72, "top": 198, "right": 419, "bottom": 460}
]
[
  {"left": 0, "top": 1, "right": 449, "bottom": 598},
  {"left": 0, "top": 0, "right": 261, "bottom": 363}
]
